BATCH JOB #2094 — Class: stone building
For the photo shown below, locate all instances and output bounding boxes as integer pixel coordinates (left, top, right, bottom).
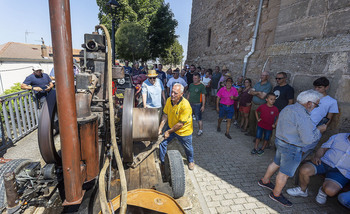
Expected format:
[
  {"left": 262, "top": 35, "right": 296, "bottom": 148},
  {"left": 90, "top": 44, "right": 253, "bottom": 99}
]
[{"left": 187, "top": 0, "right": 350, "bottom": 136}]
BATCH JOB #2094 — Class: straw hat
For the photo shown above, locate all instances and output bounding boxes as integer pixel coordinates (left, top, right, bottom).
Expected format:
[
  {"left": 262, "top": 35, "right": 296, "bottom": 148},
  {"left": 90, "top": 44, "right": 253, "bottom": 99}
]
[
  {"left": 225, "top": 72, "right": 232, "bottom": 77},
  {"left": 222, "top": 65, "right": 228, "bottom": 71},
  {"left": 147, "top": 70, "right": 158, "bottom": 77}
]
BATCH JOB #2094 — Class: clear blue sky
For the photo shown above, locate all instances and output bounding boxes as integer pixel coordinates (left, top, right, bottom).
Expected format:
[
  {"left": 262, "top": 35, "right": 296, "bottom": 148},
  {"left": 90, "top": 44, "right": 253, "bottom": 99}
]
[{"left": 0, "top": 0, "right": 192, "bottom": 59}]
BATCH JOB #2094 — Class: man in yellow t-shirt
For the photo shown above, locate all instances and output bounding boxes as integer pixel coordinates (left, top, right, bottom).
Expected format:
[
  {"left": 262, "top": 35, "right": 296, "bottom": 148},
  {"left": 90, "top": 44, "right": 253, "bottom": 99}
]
[{"left": 158, "top": 83, "right": 195, "bottom": 170}]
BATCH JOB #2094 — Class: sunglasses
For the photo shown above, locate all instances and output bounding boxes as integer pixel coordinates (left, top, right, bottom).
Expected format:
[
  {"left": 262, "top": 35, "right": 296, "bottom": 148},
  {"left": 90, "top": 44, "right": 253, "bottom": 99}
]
[
  {"left": 275, "top": 77, "right": 284, "bottom": 80},
  {"left": 149, "top": 77, "right": 157, "bottom": 79},
  {"left": 312, "top": 102, "right": 319, "bottom": 108}
]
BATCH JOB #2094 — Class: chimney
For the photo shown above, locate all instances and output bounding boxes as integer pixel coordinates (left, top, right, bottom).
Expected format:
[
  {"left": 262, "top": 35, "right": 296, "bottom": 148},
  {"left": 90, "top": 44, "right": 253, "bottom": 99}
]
[{"left": 41, "top": 38, "right": 49, "bottom": 58}]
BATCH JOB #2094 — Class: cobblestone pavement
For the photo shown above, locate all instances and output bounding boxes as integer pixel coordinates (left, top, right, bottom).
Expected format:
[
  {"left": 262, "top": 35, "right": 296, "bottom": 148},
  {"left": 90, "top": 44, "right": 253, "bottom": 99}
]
[
  {"left": 2, "top": 108, "right": 349, "bottom": 214},
  {"left": 188, "top": 107, "right": 348, "bottom": 214}
]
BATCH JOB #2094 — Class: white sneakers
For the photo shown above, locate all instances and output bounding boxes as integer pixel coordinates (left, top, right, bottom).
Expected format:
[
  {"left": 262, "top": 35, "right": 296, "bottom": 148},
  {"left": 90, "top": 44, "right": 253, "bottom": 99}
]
[
  {"left": 287, "top": 186, "right": 327, "bottom": 204},
  {"left": 287, "top": 187, "right": 308, "bottom": 197},
  {"left": 316, "top": 187, "right": 327, "bottom": 204},
  {"left": 197, "top": 130, "right": 203, "bottom": 136}
]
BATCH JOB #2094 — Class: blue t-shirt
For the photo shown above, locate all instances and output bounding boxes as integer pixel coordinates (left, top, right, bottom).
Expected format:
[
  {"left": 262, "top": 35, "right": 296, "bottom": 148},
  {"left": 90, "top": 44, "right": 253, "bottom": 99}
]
[
  {"left": 252, "top": 81, "right": 272, "bottom": 104},
  {"left": 23, "top": 73, "right": 52, "bottom": 91},
  {"left": 141, "top": 78, "right": 164, "bottom": 108},
  {"left": 157, "top": 70, "right": 166, "bottom": 84},
  {"left": 23, "top": 73, "right": 52, "bottom": 98},
  {"left": 123, "top": 66, "right": 132, "bottom": 74},
  {"left": 310, "top": 95, "right": 339, "bottom": 126}
]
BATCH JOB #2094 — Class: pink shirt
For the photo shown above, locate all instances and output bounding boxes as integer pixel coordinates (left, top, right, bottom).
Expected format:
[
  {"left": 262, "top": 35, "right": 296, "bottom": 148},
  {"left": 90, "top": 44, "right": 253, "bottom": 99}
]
[{"left": 217, "top": 87, "right": 238, "bottom": 105}]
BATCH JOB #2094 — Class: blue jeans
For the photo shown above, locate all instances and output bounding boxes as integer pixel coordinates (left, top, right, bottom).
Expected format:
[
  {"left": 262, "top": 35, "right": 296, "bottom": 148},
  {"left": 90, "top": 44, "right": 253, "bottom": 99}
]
[
  {"left": 256, "top": 125, "right": 272, "bottom": 141},
  {"left": 191, "top": 103, "right": 202, "bottom": 121},
  {"left": 308, "top": 161, "right": 349, "bottom": 188},
  {"left": 274, "top": 138, "right": 302, "bottom": 177},
  {"left": 159, "top": 131, "right": 194, "bottom": 164},
  {"left": 219, "top": 104, "right": 234, "bottom": 119},
  {"left": 338, "top": 191, "right": 350, "bottom": 209}
]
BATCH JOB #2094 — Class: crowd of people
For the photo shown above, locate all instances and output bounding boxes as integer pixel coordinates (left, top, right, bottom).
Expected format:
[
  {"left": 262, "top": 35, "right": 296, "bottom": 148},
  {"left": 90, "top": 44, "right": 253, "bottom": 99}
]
[
  {"left": 139, "top": 63, "right": 348, "bottom": 209},
  {"left": 20, "top": 62, "right": 349, "bottom": 209}
]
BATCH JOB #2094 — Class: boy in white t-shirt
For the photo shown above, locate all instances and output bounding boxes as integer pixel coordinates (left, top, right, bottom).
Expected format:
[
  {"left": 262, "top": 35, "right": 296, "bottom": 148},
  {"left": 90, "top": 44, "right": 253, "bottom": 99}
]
[
  {"left": 303, "top": 77, "right": 339, "bottom": 152},
  {"left": 201, "top": 70, "right": 211, "bottom": 106}
]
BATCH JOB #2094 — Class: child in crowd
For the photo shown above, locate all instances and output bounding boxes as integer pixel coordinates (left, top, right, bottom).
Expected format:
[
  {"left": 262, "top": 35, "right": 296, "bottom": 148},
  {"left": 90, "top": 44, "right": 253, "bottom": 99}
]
[
  {"left": 201, "top": 71, "right": 211, "bottom": 106},
  {"left": 251, "top": 93, "right": 279, "bottom": 155},
  {"left": 302, "top": 76, "right": 339, "bottom": 152}
]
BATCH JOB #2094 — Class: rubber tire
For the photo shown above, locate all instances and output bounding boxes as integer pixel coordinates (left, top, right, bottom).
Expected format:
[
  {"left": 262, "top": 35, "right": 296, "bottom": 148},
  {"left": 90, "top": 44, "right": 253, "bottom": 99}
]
[
  {"left": 0, "top": 159, "right": 31, "bottom": 209},
  {"left": 164, "top": 150, "right": 185, "bottom": 199}
]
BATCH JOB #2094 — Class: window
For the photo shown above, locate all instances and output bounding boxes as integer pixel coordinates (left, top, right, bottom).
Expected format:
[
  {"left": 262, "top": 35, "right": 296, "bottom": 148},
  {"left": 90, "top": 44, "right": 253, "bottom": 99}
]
[{"left": 207, "top": 28, "right": 211, "bottom": 47}]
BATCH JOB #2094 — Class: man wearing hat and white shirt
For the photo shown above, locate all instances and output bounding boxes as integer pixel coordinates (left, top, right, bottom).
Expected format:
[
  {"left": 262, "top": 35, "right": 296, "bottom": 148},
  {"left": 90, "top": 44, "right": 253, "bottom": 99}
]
[
  {"left": 21, "top": 65, "right": 54, "bottom": 108},
  {"left": 167, "top": 69, "right": 188, "bottom": 96},
  {"left": 142, "top": 70, "right": 166, "bottom": 113}
]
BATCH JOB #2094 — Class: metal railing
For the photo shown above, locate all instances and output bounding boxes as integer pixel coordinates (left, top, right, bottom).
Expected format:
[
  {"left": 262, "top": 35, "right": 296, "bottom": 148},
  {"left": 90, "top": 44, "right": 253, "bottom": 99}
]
[{"left": 0, "top": 90, "right": 39, "bottom": 151}]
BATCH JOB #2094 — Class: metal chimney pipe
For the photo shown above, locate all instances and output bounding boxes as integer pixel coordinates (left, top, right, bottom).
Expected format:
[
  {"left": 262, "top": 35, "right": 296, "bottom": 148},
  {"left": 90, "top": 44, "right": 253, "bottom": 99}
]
[{"left": 48, "top": 0, "right": 84, "bottom": 205}]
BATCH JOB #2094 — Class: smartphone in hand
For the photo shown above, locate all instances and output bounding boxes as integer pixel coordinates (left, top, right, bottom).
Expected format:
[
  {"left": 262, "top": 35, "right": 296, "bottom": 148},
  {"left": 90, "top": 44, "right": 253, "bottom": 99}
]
[{"left": 317, "top": 117, "right": 329, "bottom": 127}]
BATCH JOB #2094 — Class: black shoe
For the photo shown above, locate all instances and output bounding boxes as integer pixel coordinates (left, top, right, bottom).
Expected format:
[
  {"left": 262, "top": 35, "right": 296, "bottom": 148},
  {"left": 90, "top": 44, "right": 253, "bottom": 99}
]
[
  {"left": 217, "top": 127, "right": 221, "bottom": 132},
  {"left": 251, "top": 148, "right": 258, "bottom": 155},
  {"left": 258, "top": 179, "right": 275, "bottom": 191},
  {"left": 225, "top": 133, "right": 232, "bottom": 139},
  {"left": 257, "top": 149, "right": 264, "bottom": 156},
  {"left": 269, "top": 192, "right": 293, "bottom": 207}
]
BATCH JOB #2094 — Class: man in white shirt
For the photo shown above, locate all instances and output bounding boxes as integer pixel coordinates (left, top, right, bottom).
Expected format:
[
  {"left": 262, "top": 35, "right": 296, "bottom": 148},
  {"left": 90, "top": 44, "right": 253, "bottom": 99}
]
[{"left": 167, "top": 69, "right": 188, "bottom": 96}]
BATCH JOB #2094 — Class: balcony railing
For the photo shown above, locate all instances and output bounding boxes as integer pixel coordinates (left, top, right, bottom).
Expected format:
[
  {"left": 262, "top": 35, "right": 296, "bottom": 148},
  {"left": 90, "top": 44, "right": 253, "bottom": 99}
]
[{"left": 0, "top": 90, "right": 39, "bottom": 151}]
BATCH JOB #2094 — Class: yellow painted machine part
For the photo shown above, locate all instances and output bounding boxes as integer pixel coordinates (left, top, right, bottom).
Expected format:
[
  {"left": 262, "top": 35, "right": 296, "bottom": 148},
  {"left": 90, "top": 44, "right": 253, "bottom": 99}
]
[{"left": 99, "top": 189, "right": 185, "bottom": 214}]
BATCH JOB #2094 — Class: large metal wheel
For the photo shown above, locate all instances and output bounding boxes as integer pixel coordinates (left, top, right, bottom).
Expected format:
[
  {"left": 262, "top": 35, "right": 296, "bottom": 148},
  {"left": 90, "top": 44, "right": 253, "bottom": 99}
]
[
  {"left": 38, "top": 92, "right": 61, "bottom": 165},
  {"left": 122, "top": 88, "right": 134, "bottom": 163}
]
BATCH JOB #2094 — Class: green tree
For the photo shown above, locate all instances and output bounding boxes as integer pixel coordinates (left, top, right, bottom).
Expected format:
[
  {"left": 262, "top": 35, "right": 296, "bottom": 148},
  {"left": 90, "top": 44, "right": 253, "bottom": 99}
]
[
  {"left": 148, "top": 2, "right": 178, "bottom": 59},
  {"left": 96, "top": 0, "right": 162, "bottom": 33},
  {"left": 115, "top": 23, "right": 149, "bottom": 62},
  {"left": 160, "top": 39, "right": 183, "bottom": 67},
  {"left": 1, "top": 83, "right": 22, "bottom": 96},
  {"left": 0, "top": 83, "right": 26, "bottom": 120},
  {"left": 96, "top": 0, "right": 178, "bottom": 60}
]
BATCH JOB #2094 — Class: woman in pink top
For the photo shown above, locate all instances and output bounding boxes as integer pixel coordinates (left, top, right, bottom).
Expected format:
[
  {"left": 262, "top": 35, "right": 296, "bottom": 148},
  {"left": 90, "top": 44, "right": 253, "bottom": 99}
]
[{"left": 216, "top": 77, "right": 239, "bottom": 139}]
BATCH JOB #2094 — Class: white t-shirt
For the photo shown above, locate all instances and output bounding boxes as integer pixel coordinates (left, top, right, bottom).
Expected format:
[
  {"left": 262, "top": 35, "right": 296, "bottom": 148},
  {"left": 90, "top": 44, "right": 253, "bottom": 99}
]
[
  {"left": 201, "top": 76, "right": 211, "bottom": 86},
  {"left": 167, "top": 77, "right": 188, "bottom": 92},
  {"left": 310, "top": 95, "right": 339, "bottom": 126}
]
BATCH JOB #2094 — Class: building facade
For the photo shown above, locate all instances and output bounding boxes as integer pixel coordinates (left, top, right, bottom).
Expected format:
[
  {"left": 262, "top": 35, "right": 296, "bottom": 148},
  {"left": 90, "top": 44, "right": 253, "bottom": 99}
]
[{"left": 187, "top": 0, "right": 350, "bottom": 135}]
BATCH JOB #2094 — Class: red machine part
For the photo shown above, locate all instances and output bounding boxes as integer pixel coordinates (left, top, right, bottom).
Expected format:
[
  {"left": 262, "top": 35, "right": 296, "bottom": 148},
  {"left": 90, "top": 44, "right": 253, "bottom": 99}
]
[{"left": 48, "top": 0, "right": 84, "bottom": 205}]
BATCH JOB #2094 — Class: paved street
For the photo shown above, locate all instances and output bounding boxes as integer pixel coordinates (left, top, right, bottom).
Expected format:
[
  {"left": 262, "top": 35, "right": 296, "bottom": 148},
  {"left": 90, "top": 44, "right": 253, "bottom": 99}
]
[
  {"left": 188, "top": 107, "right": 348, "bottom": 213},
  {"left": 2, "top": 107, "right": 349, "bottom": 214}
]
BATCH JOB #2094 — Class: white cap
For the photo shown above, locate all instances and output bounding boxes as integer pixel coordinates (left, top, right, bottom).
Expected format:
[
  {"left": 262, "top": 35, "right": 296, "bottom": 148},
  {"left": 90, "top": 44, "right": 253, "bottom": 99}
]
[{"left": 32, "top": 65, "right": 43, "bottom": 71}]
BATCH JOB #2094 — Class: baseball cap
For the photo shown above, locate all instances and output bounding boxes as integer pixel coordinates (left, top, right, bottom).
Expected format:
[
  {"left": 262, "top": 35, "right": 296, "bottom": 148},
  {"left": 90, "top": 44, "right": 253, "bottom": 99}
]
[{"left": 32, "top": 65, "right": 43, "bottom": 71}]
